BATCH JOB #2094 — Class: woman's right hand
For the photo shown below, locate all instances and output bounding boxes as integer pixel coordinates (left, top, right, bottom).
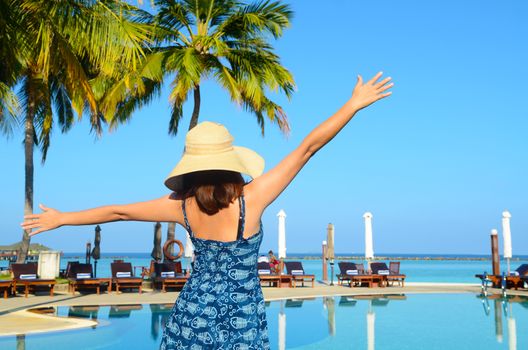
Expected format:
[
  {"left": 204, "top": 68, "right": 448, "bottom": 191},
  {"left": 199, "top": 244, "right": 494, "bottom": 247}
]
[{"left": 21, "top": 204, "right": 62, "bottom": 236}]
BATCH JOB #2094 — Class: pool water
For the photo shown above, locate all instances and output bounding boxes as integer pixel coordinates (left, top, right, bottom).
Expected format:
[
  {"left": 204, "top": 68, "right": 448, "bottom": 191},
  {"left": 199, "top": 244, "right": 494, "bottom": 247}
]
[{"left": 0, "top": 294, "right": 526, "bottom": 349}]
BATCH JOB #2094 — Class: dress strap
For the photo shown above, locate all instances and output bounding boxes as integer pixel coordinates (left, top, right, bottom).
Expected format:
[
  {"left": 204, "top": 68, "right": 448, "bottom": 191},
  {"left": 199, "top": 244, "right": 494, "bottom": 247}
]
[
  {"left": 181, "top": 199, "right": 193, "bottom": 237},
  {"left": 236, "top": 194, "right": 246, "bottom": 241}
]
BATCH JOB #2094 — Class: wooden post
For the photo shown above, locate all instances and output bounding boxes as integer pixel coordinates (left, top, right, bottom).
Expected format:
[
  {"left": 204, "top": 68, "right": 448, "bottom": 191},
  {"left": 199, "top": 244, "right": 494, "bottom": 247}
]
[
  {"left": 322, "top": 241, "right": 328, "bottom": 282},
  {"left": 491, "top": 229, "right": 500, "bottom": 276}
]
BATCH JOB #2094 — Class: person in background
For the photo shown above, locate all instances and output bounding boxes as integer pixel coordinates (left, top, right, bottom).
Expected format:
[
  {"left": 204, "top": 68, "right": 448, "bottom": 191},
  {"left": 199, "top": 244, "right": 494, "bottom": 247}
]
[{"left": 268, "top": 250, "right": 280, "bottom": 274}]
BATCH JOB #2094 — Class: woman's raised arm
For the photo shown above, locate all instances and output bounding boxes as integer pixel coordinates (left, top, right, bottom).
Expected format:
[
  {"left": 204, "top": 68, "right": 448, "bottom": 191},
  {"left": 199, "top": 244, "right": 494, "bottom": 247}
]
[
  {"left": 246, "top": 72, "right": 393, "bottom": 212},
  {"left": 21, "top": 194, "right": 183, "bottom": 236}
]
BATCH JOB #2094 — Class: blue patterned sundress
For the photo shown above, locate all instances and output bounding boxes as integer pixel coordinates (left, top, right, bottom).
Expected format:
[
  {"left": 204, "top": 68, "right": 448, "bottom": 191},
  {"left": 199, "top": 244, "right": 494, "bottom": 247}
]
[{"left": 160, "top": 195, "right": 270, "bottom": 350}]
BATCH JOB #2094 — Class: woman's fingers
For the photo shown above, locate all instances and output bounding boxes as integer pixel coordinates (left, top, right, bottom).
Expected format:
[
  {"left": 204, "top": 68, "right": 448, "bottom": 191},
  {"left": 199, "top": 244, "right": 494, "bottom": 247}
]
[
  {"left": 39, "top": 203, "right": 49, "bottom": 211},
  {"left": 356, "top": 74, "right": 364, "bottom": 87},
  {"left": 375, "top": 77, "right": 392, "bottom": 88},
  {"left": 367, "top": 71, "right": 383, "bottom": 85},
  {"left": 24, "top": 213, "right": 40, "bottom": 220},
  {"left": 21, "top": 222, "right": 41, "bottom": 229},
  {"left": 378, "top": 91, "right": 392, "bottom": 99},
  {"left": 29, "top": 229, "right": 45, "bottom": 237},
  {"left": 378, "top": 82, "right": 394, "bottom": 93}
]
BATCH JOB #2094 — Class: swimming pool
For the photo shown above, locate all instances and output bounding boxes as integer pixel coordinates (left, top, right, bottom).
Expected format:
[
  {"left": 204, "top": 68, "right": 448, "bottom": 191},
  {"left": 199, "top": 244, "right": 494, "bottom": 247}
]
[{"left": 0, "top": 294, "right": 526, "bottom": 349}]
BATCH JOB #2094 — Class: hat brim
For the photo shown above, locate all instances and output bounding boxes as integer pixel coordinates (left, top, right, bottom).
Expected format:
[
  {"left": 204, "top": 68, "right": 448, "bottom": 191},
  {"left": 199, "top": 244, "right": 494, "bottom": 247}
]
[{"left": 164, "top": 146, "right": 265, "bottom": 192}]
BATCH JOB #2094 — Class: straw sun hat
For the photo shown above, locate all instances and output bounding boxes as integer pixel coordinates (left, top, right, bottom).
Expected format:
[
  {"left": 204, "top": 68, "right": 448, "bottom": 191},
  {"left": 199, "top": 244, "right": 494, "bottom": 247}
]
[{"left": 164, "top": 121, "right": 265, "bottom": 191}]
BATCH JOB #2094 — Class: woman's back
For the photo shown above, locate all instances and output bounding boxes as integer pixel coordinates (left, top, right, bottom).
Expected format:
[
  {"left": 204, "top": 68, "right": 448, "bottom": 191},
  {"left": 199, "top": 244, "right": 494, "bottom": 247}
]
[
  {"left": 160, "top": 194, "right": 270, "bottom": 349},
  {"left": 179, "top": 187, "right": 262, "bottom": 243}
]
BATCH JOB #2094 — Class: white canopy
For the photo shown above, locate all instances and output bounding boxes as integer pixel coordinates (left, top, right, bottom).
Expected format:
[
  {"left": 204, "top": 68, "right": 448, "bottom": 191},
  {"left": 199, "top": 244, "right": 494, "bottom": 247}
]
[
  {"left": 277, "top": 210, "right": 287, "bottom": 259},
  {"left": 363, "top": 212, "right": 374, "bottom": 260},
  {"left": 502, "top": 211, "right": 512, "bottom": 259},
  {"left": 326, "top": 223, "right": 335, "bottom": 261}
]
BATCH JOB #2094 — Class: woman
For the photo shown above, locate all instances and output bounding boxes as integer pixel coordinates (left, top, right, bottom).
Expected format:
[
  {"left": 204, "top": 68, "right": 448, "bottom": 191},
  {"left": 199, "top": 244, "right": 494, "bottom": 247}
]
[
  {"left": 22, "top": 72, "right": 392, "bottom": 349},
  {"left": 268, "top": 250, "right": 280, "bottom": 274}
]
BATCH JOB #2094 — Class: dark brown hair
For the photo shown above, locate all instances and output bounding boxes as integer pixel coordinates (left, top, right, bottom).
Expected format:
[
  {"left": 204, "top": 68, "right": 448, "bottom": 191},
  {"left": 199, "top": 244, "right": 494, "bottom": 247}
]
[{"left": 181, "top": 171, "right": 245, "bottom": 215}]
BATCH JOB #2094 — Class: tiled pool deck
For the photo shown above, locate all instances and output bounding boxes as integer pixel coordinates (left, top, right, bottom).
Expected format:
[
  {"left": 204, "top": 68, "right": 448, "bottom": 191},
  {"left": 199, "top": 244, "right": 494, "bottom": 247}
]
[{"left": 1, "top": 282, "right": 526, "bottom": 336}]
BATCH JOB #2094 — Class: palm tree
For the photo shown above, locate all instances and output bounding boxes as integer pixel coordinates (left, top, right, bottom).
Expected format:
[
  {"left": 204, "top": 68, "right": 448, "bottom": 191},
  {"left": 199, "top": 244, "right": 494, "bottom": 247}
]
[
  {"left": 154, "top": 0, "right": 295, "bottom": 134},
  {"left": 0, "top": 0, "right": 155, "bottom": 262},
  {"left": 153, "top": 0, "right": 295, "bottom": 245}
]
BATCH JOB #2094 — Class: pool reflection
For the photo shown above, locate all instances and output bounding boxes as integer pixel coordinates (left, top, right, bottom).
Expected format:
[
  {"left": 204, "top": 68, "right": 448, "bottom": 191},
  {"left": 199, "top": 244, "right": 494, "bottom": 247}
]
[
  {"left": 68, "top": 306, "right": 100, "bottom": 320},
  {"left": 8, "top": 293, "right": 527, "bottom": 350},
  {"left": 108, "top": 304, "right": 143, "bottom": 318},
  {"left": 150, "top": 303, "right": 172, "bottom": 340},
  {"left": 477, "top": 294, "right": 526, "bottom": 350},
  {"left": 270, "top": 294, "right": 407, "bottom": 349}
]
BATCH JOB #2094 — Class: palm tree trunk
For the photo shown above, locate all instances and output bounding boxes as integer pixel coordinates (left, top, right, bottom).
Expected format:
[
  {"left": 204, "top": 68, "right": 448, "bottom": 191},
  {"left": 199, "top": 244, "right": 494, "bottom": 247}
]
[
  {"left": 188, "top": 85, "right": 201, "bottom": 131},
  {"left": 17, "top": 93, "right": 35, "bottom": 263},
  {"left": 166, "top": 85, "right": 201, "bottom": 248}
]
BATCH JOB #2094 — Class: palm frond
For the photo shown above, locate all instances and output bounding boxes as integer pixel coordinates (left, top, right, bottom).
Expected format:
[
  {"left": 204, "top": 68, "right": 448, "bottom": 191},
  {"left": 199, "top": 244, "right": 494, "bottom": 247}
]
[
  {"left": 215, "top": 0, "right": 292, "bottom": 40},
  {"left": 0, "top": 82, "right": 20, "bottom": 136},
  {"left": 168, "top": 97, "right": 184, "bottom": 135},
  {"left": 52, "top": 82, "right": 74, "bottom": 133}
]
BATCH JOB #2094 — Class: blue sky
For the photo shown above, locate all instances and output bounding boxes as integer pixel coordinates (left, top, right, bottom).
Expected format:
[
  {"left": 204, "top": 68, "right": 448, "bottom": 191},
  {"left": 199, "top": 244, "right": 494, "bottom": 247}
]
[{"left": 1, "top": 0, "right": 527, "bottom": 255}]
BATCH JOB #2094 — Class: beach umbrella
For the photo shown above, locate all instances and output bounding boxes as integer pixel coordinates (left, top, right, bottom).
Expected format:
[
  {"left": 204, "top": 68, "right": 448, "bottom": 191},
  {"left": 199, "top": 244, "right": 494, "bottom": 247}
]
[
  {"left": 508, "top": 317, "right": 517, "bottom": 350},
  {"left": 502, "top": 211, "right": 512, "bottom": 274},
  {"left": 277, "top": 209, "right": 287, "bottom": 260},
  {"left": 508, "top": 307, "right": 517, "bottom": 350},
  {"left": 166, "top": 222, "right": 175, "bottom": 256},
  {"left": 151, "top": 222, "right": 162, "bottom": 262},
  {"left": 85, "top": 242, "right": 91, "bottom": 264},
  {"left": 363, "top": 212, "right": 374, "bottom": 270},
  {"left": 278, "top": 300, "right": 286, "bottom": 350},
  {"left": 494, "top": 299, "right": 503, "bottom": 343},
  {"left": 326, "top": 224, "right": 335, "bottom": 261},
  {"left": 184, "top": 231, "right": 194, "bottom": 258},
  {"left": 16, "top": 334, "right": 25, "bottom": 350},
  {"left": 367, "top": 301, "right": 375, "bottom": 350},
  {"left": 325, "top": 296, "right": 336, "bottom": 336},
  {"left": 91, "top": 225, "right": 101, "bottom": 277},
  {"left": 322, "top": 240, "right": 328, "bottom": 282},
  {"left": 327, "top": 223, "right": 335, "bottom": 285}
]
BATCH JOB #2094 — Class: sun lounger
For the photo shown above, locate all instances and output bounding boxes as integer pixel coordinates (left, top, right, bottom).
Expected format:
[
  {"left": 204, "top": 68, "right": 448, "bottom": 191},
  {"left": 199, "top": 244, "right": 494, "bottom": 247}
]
[
  {"left": 153, "top": 261, "right": 188, "bottom": 292},
  {"left": 284, "top": 261, "right": 314, "bottom": 288},
  {"left": 475, "top": 264, "right": 528, "bottom": 290},
  {"left": 337, "top": 262, "right": 364, "bottom": 286},
  {"left": 68, "top": 305, "right": 100, "bottom": 319},
  {"left": 387, "top": 262, "right": 406, "bottom": 287},
  {"left": 371, "top": 262, "right": 406, "bottom": 287},
  {"left": 337, "top": 262, "right": 378, "bottom": 288},
  {"left": 257, "top": 261, "right": 285, "bottom": 287},
  {"left": 285, "top": 298, "right": 304, "bottom": 307},
  {"left": 61, "top": 260, "right": 79, "bottom": 278},
  {"left": 338, "top": 296, "right": 357, "bottom": 307},
  {"left": 371, "top": 297, "right": 390, "bottom": 306},
  {"left": 0, "top": 280, "right": 13, "bottom": 298},
  {"left": 68, "top": 263, "right": 111, "bottom": 295},
  {"left": 521, "top": 276, "right": 528, "bottom": 287},
  {"left": 111, "top": 262, "right": 143, "bottom": 293},
  {"left": 11, "top": 263, "right": 56, "bottom": 298},
  {"left": 385, "top": 293, "right": 407, "bottom": 300},
  {"left": 109, "top": 304, "right": 143, "bottom": 318}
]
